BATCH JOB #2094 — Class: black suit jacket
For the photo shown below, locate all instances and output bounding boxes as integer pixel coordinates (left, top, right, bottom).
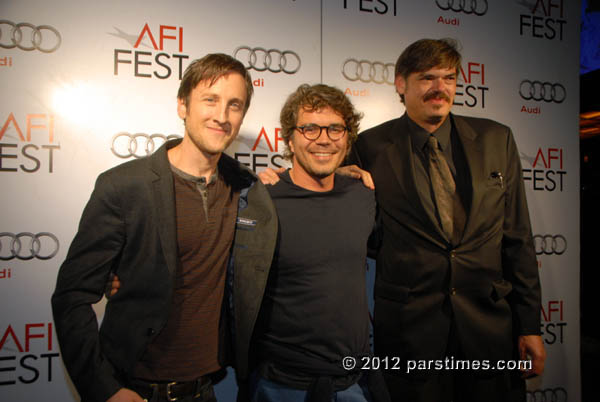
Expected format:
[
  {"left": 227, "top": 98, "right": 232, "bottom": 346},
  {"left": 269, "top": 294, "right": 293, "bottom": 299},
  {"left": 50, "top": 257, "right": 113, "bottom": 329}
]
[
  {"left": 51, "top": 140, "right": 278, "bottom": 401},
  {"left": 349, "top": 113, "right": 541, "bottom": 371}
]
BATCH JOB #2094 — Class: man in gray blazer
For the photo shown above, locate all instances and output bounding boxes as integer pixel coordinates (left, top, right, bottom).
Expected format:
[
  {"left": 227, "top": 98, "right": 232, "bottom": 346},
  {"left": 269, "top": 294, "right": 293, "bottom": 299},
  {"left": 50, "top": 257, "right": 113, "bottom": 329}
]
[
  {"left": 51, "top": 54, "right": 277, "bottom": 402},
  {"left": 347, "top": 38, "right": 545, "bottom": 402}
]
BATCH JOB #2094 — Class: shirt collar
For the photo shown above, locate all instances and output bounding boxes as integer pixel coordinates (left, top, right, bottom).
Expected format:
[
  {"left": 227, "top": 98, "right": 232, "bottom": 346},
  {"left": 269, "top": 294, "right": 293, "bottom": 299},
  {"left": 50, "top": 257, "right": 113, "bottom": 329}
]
[
  {"left": 406, "top": 114, "right": 452, "bottom": 152},
  {"left": 170, "top": 164, "right": 219, "bottom": 185}
]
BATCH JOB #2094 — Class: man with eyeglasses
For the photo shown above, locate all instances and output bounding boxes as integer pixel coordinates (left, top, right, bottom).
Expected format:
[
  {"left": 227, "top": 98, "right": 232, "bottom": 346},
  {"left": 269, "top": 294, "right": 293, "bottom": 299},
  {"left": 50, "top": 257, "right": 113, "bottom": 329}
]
[{"left": 247, "top": 83, "right": 389, "bottom": 402}]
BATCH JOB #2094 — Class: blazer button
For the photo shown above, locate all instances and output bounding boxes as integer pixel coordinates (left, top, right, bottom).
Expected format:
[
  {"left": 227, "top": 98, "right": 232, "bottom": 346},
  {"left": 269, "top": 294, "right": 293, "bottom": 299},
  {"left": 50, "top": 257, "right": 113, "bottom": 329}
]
[
  {"left": 450, "top": 250, "right": 456, "bottom": 259},
  {"left": 450, "top": 288, "right": 457, "bottom": 296},
  {"left": 147, "top": 328, "right": 155, "bottom": 336}
]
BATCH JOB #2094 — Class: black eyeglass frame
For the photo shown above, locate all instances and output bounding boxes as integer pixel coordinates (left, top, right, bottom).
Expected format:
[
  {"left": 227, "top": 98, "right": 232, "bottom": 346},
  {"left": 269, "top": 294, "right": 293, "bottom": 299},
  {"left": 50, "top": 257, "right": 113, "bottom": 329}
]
[{"left": 293, "top": 124, "right": 348, "bottom": 141}]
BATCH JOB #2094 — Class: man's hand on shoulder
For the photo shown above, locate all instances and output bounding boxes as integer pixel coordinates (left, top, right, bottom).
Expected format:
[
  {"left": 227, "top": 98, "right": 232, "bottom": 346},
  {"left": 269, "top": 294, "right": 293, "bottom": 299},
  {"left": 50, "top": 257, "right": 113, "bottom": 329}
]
[
  {"left": 335, "top": 165, "right": 375, "bottom": 190},
  {"left": 258, "top": 167, "right": 285, "bottom": 185},
  {"left": 107, "top": 388, "right": 145, "bottom": 402},
  {"left": 518, "top": 334, "right": 546, "bottom": 378}
]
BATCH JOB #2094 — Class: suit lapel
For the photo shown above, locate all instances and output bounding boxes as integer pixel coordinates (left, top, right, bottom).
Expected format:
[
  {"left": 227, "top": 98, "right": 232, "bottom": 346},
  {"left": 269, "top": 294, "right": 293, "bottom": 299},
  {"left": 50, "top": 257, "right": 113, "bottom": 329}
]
[
  {"left": 452, "top": 115, "right": 483, "bottom": 242},
  {"left": 149, "top": 141, "right": 179, "bottom": 277},
  {"left": 385, "top": 115, "right": 446, "bottom": 240}
]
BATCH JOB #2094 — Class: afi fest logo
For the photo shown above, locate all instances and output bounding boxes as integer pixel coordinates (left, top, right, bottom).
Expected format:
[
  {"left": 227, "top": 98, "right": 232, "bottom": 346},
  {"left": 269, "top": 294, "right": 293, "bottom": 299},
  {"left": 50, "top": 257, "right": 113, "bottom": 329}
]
[
  {"left": 233, "top": 127, "right": 287, "bottom": 172},
  {"left": 341, "top": 0, "right": 398, "bottom": 16},
  {"left": 0, "top": 323, "right": 60, "bottom": 386},
  {"left": 0, "top": 113, "right": 59, "bottom": 173},
  {"left": 112, "top": 23, "right": 189, "bottom": 79},
  {"left": 519, "top": 0, "right": 566, "bottom": 41},
  {"left": 521, "top": 147, "right": 566, "bottom": 192},
  {"left": 541, "top": 300, "right": 566, "bottom": 345},
  {"left": 454, "top": 61, "right": 488, "bottom": 109}
]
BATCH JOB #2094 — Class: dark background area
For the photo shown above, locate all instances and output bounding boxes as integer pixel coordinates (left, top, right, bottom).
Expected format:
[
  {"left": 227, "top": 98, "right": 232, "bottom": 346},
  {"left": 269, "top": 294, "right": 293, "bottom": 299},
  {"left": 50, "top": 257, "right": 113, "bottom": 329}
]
[{"left": 580, "top": 0, "right": 599, "bottom": 400}]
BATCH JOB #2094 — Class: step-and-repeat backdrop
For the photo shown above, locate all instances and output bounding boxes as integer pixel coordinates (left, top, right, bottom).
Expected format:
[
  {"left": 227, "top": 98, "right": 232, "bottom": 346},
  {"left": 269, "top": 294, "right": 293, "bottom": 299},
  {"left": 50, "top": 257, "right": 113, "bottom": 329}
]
[{"left": 1, "top": 1, "right": 579, "bottom": 401}]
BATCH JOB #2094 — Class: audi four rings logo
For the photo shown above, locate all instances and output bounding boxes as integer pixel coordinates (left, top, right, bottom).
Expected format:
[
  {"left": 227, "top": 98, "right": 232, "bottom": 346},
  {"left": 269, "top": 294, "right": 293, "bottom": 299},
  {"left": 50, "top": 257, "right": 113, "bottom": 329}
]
[
  {"left": 0, "top": 20, "right": 61, "bottom": 53},
  {"left": 519, "top": 80, "right": 566, "bottom": 103},
  {"left": 0, "top": 232, "right": 59, "bottom": 261},
  {"left": 435, "top": 0, "right": 489, "bottom": 15},
  {"left": 533, "top": 234, "right": 567, "bottom": 255},
  {"left": 233, "top": 46, "right": 301, "bottom": 74},
  {"left": 526, "top": 387, "right": 567, "bottom": 402},
  {"left": 342, "top": 59, "right": 395, "bottom": 85},
  {"left": 111, "top": 133, "right": 181, "bottom": 159}
]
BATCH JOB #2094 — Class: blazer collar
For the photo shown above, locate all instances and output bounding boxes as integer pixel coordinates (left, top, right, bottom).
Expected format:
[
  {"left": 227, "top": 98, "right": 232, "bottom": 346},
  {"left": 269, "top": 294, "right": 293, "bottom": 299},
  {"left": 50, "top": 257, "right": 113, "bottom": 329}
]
[
  {"left": 451, "top": 114, "right": 485, "bottom": 241},
  {"left": 148, "top": 139, "right": 180, "bottom": 277}
]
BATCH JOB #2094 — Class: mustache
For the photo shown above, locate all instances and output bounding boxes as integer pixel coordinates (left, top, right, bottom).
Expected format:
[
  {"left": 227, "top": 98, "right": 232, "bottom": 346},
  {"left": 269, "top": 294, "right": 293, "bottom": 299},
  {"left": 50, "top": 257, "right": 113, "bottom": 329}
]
[{"left": 423, "top": 90, "right": 451, "bottom": 102}]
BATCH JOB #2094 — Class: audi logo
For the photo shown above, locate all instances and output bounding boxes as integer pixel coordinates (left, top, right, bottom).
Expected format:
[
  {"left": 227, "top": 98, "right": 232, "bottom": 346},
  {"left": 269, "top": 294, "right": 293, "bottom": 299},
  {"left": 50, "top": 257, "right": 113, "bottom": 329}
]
[
  {"left": 111, "top": 133, "right": 181, "bottom": 159},
  {"left": 233, "top": 46, "right": 301, "bottom": 74},
  {"left": 0, "top": 232, "right": 59, "bottom": 261},
  {"left": 0, "top": 20, "right": 61, "bottom": 53},
  {"left": 435, "top": 0, "right": 488, "bottom": 15},
  {"left": 533, "top": 234, "right": 567, "bottom": 256},
  {"left": 342, "top": 59, "right": 395, "bottom": 85},
  {"left": 526, "top": 387, "right": 567, "bottom": 402},
  {"left": 519, "top": 80, "right": 566, "bottom": 103}
]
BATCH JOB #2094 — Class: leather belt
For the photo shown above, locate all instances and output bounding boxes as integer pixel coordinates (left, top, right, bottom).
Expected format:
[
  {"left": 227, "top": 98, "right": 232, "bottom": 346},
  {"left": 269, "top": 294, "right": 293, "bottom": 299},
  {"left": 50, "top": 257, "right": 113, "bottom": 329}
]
[{"left": 130, "top": 376, "right": 212, "bottom": 401}]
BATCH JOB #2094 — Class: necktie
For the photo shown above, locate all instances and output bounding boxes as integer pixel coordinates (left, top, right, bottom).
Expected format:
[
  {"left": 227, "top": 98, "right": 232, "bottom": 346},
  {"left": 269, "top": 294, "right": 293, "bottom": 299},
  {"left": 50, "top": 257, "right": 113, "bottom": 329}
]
[{"left": 426, "top": 135, "right": 465, "bottom": 243}]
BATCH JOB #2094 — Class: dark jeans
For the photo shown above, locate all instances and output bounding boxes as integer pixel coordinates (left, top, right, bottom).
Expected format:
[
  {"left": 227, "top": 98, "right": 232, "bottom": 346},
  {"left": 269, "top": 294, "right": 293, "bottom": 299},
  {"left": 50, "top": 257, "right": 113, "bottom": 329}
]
[{"left": 251, "top": 374, "right": 372, "bottom": 402}]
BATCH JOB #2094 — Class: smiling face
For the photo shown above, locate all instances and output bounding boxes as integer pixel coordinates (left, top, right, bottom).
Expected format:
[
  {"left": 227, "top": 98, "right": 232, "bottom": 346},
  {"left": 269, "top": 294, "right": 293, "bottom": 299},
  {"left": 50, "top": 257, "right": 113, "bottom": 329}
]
[
  {"left": 395, "top": 66, "right": 457, "bottom": 132},
  {"left": 177, "top": 72, "right": 247, "bottom": 158},
  {"left": 289, "top": 106, "right": 349, "bottom": 190}
]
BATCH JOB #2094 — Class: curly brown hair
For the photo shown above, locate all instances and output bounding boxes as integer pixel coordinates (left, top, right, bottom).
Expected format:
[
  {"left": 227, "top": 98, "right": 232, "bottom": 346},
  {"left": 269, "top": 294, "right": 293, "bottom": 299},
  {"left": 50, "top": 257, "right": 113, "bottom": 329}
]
[{"left": 279, "top": 84, "right": 363, "bottom": 160}]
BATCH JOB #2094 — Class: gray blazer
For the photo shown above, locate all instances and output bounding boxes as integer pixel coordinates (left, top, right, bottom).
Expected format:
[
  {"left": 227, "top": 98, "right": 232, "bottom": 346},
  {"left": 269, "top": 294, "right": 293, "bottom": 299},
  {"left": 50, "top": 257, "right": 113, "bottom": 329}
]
[{"left": 52, "top": 139, "right": 278, "bottom": 401}]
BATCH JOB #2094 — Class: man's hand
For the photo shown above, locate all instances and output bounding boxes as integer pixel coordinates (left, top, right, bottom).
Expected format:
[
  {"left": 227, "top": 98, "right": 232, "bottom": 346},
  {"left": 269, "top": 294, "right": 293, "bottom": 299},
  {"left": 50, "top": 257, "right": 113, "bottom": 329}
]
[
  {"left": 518, "top": 334, "right": 546, "bottom": 378},
  {"left": 105, "top": 273, "right": 121, "bottom": 298},
  {"left": 107, "top": 388, "right": 145, "bottom": 402},
  {"left": 335, "top": 165, "right": 375, "bottom": 190},
  {"left": 257, "top": 167, "right": 286, "bottom": 185}
]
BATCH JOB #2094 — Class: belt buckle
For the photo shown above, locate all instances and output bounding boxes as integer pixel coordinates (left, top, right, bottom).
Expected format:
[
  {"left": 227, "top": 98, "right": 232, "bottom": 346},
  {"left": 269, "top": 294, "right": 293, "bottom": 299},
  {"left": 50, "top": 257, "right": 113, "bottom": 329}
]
[{"left": 166, "top": 381, "right": 178, "bottom": 402}]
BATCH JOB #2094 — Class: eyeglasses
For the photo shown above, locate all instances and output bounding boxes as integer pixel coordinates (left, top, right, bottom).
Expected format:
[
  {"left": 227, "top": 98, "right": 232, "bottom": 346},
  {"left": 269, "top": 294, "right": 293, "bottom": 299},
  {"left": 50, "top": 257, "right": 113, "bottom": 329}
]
[{"left": 294, "top": 123, "right": 348, "bottom": 141}]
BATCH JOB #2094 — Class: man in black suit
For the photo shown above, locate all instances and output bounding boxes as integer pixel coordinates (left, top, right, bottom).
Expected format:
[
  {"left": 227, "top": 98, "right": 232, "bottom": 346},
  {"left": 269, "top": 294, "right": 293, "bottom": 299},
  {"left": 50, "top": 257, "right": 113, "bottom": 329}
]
[
  {"left": 51, "top": 54, "right": 278, "bottom": 402},
  {"left": 347, "top": 38, "right": 545, "bottom": 402}
]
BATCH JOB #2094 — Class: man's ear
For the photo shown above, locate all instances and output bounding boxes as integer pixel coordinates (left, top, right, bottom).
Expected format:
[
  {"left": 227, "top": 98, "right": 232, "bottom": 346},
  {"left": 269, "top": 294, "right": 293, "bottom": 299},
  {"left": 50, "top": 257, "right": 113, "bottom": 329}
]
[
  {"left": 394, "top": 75, "right": 406, "bottom": 97},
  {"left": 177, "top": 97, "right": 187, "bottom": 120}
]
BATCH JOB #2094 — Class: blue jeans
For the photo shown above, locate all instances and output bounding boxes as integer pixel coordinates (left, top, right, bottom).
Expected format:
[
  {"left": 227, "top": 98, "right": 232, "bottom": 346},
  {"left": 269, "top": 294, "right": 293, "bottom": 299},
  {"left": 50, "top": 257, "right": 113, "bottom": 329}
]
[{"left": 251, "top": 375, "right": 372, "bottom": 402}]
